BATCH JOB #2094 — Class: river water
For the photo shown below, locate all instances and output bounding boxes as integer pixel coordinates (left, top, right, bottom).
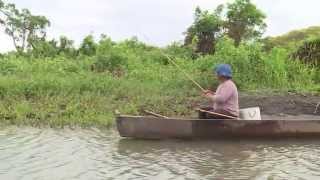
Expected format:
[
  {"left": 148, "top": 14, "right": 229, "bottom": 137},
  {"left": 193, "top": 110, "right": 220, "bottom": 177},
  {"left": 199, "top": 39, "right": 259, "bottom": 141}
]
[{"left": 1, "top": 126, "right": 320, "bottom": 180}]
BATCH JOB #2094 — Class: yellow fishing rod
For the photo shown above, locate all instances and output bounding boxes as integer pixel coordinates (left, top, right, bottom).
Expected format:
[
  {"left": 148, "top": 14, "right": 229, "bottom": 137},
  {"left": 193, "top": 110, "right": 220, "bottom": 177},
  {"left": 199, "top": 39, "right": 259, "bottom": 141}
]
[
  {"left": 142, "top": 34, "right": 205, "bottom": 92},
  {"left": 141, "top": 34, "right": 238, "bottom": 120}
]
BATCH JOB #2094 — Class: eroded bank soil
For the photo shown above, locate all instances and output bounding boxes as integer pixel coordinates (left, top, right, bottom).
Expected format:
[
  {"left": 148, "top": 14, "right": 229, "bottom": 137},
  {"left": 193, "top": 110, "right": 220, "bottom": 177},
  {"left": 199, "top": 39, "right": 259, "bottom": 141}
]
[{"left": 239, "top": 93, "right": 320, "bottom": 120}]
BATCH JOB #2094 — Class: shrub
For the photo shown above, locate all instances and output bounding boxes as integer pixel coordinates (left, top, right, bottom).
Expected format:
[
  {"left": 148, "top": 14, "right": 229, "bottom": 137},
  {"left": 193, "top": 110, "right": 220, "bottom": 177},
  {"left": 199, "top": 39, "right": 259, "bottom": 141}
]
[
  {"left": 91, "top": 51, "right": 128, "bottom": 75},
  {"left": 0, "top": 58, "right": 18, "bottom": 75},
  {"left": 79, "top": 35, "right": 97, "bottom": 56},
  {"left": 291, "top": 38, "right": 320, "bottom": 67}
]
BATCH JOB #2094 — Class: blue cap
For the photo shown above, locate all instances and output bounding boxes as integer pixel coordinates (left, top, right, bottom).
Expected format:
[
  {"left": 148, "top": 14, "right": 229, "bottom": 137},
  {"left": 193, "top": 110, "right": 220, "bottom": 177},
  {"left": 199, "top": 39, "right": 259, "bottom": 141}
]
[{"left": 215, "top": 64, "right": 232, "bottom": 78}]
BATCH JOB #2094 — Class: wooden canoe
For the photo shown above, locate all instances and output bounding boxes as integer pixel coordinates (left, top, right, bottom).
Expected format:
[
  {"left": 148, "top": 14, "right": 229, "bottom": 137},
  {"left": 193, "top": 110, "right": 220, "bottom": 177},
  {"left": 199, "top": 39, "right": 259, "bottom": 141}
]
[{"left": 116, "top": 115, "right": 320, "bottom": 139}]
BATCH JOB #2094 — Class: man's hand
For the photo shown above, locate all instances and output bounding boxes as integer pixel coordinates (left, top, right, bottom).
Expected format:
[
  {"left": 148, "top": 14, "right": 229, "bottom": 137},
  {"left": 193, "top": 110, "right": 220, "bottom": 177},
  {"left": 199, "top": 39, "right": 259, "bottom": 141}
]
[
  {"left": 202, "top": 90, "right": 215, "bottom": 95},
  {"left": 202, "top": 90, "right": 215, "bottom": 100}
]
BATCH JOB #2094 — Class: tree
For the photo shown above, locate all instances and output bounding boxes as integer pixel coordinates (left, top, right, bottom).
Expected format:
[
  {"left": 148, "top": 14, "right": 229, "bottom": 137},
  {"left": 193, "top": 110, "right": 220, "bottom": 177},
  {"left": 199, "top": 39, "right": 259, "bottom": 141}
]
[
  {"left": 27, "top": 36, "right": 76, "bottom": 58},
  {"left": 184, "top": 6, "right": 224, "bottom": 55},
  {"left": 225, "top": 0, "right": 266, "bottom": 46},
  {"left": 28, "top": 39, "right": 59, "bottom": 58},
  {"left": 57, "top": 36, "right": 76, "bottom": 56},
  {"left": 79, "top": 35, "right": 97, "bottom": 56},
  {"left": 0, "top": 2, "right": 50, "bottom": 53}
]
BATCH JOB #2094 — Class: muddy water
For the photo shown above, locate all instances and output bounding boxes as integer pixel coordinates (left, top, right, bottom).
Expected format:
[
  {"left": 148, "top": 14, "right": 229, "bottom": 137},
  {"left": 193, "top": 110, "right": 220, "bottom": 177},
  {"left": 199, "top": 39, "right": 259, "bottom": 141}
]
[{"left": 1, "top": 127, "right": 320, "bottom": 180}]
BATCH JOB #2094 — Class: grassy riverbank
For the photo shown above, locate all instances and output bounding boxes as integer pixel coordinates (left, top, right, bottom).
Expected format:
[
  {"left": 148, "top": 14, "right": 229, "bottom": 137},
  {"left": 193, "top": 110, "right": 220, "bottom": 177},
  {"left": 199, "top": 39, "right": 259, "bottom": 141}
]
[{"left": 0, "top": 38, "right": 319, "bottom": 127}]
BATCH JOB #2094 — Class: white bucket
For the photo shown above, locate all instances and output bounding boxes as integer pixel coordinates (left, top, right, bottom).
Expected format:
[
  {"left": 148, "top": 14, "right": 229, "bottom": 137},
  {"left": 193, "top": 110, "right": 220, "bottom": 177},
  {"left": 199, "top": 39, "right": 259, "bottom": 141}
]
[{"left": 240, "top": 107, "right": 262, "bottom": 120}]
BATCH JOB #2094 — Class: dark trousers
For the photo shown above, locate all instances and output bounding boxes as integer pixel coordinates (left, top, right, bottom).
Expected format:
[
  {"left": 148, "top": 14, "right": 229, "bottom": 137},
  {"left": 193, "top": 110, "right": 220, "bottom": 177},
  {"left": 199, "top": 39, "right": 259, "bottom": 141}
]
[{"left": 198, "top": 107, "right": 237, "bottom": 119}]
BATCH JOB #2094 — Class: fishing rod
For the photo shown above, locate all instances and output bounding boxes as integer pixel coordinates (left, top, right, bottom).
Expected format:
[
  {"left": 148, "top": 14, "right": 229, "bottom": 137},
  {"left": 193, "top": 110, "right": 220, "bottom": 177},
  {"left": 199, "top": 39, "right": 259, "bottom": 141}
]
[
  {"left": 142, "top": 34, "right": 205, "bottom": 92},
  {"left": 160, "top": 50, "right": 206, "bottom": 92},
  {"left": 141, "top": 34, "right": 238, "bottom": 120}
]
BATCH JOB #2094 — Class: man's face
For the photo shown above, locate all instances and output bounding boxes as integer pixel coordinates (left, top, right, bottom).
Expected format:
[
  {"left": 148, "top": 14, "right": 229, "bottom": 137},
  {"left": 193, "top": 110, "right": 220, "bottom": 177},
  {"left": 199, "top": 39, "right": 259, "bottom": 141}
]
[{"left": 216, "top": 74, "right": 224, "bottom": 82}]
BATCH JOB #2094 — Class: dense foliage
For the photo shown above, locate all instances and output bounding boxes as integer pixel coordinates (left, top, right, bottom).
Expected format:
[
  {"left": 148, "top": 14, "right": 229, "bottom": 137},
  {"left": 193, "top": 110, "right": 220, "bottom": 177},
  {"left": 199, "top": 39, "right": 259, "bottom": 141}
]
[
  {"left": 225, "top": 0, "right": 266, "bottom": 46},
  {"left": 0, "top": 0, "right": 318, "bottom": 127},
  {"left": 184, "top": 6, "right": 224, "bottom": 55},
  {"left": 0, "top": 36, "right": 318, "bottom": 127},
  {"left": 184, "top": 0, "right": 266, "bottom": 55}
]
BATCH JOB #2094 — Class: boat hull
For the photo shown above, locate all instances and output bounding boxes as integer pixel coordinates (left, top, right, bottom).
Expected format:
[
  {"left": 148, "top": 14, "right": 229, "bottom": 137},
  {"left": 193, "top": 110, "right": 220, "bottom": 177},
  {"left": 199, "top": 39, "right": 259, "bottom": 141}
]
[{"left": 117, "top": 116, "right": 320, "bottom": 139}]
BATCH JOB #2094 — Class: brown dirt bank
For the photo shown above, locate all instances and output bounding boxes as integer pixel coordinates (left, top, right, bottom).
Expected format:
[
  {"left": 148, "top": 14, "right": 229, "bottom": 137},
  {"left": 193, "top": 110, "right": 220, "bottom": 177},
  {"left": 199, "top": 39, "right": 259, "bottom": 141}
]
[{"left": 239, "top": 93, "right": 320, "bottom": 116}]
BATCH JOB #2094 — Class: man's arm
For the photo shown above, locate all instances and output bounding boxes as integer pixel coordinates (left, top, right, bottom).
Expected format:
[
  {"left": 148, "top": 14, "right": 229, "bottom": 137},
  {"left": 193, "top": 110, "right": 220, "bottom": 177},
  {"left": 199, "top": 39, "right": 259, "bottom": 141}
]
[
  {"left": 212, "top": 85, "right": 233, "bottom": 103},
  {"left": 202, "top": 90, "right": 216, "bottom": 102}
]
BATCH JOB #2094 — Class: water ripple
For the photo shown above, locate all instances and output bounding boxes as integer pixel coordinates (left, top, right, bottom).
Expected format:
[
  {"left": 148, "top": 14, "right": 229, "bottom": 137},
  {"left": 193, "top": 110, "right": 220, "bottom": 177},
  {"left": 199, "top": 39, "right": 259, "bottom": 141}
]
[{"left": 1, "top": 127, "right": 320, "bottom": 179}]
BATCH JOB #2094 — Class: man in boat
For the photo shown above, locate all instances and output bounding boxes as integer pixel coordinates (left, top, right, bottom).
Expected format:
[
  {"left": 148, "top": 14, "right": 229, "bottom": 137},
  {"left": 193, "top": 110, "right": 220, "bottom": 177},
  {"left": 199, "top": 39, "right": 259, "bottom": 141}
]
[{"left": 199, "top": 64, "right": 239, "bottom": 119}]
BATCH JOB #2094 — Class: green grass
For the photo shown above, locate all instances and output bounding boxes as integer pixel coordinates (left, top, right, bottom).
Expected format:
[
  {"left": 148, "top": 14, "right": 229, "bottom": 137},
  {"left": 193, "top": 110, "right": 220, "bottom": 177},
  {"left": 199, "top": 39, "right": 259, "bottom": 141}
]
[{"left": 0, "top": 38, "right": 318, "bottom": 127}]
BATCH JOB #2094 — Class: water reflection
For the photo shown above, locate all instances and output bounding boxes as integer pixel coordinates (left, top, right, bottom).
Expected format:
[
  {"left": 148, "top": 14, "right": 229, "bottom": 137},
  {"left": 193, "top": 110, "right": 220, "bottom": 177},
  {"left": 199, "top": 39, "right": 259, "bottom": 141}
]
[
  {"left": 1, "top": 127, "right": 320, "bottom": 180},
  {"left": 117, "top": 139, "right": 320, "bottom": 180}
]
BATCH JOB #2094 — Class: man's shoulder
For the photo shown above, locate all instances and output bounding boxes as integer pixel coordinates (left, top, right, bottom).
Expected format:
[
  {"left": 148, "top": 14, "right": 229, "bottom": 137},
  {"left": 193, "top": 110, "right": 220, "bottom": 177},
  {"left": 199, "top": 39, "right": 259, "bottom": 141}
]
[
  {"left": 226, "top": 80, "right": 237, "bottom": 86},
  {"left": 226, "top": 80, "right": 238, "bottom": 92}
]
